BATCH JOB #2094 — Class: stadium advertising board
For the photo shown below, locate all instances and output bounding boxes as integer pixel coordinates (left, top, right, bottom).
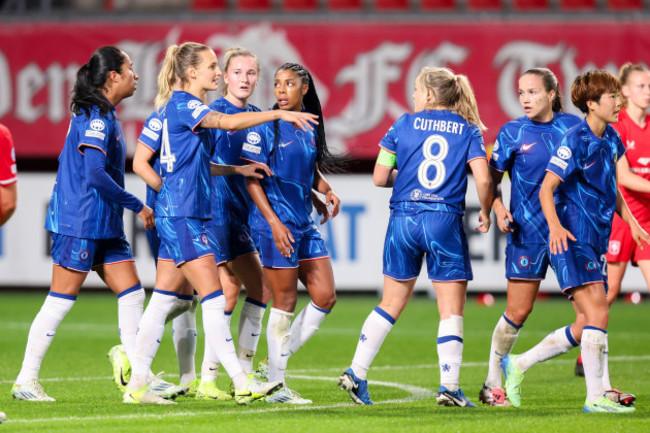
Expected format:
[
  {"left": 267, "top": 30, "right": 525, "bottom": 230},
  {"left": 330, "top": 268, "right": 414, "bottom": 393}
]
[
  {"left": 0, "top": 21, "right": 648, "bottom": 159},
  {"left": 1, "top": 174, "right": 648, "bottom": 292}
]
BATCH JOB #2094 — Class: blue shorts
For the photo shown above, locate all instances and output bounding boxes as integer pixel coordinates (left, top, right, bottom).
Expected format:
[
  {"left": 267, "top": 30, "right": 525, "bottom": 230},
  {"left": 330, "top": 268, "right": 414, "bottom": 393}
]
[
  {"left": 252, "top": 226, "right": 329, "bottom": 269},
  {"left": 206, "top": 218, "right": 257, "bottom": 264},
  {"left": 505, "top": 242, "right": 550, "bottom": 280},
  {"left": 549, "top": 241, "right": 607, "bottom": 293},
  {"left": 146, "top": 228, "right": 161, "bottom": 263},
  {"left": 383, "top": 211, "right": 472, "bottom": 281},
  {"left": 50, "top": 232, "right": 133, "bottom": 272},
  {"left": 156, "top": 217, "right": 218, "bottom": 267}
]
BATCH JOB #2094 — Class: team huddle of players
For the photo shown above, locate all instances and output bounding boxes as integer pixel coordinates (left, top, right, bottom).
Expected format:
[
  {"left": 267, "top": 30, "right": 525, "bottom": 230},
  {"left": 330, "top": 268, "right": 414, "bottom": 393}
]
[{"left": 6, "top": 42, "right": 650, "bottom": 414}]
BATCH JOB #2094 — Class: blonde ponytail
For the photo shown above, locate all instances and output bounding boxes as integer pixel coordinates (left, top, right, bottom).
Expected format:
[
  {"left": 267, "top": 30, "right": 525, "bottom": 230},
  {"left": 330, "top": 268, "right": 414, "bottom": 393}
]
[
  {"left": 155, "top": 45, "right": 179, "bottom": 111},
  {"left": 453, "top": 74, "right": 486, "bottom": 131},
  {"left": 417, "top": 67, "right": 486, "bottom": 131}
]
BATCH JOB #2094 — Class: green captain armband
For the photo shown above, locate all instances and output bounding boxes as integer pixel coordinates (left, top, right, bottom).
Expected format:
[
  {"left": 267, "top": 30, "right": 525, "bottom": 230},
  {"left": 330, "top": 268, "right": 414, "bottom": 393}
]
[{"left": 377, "top": 148, "right": 396, "bottom": 167}]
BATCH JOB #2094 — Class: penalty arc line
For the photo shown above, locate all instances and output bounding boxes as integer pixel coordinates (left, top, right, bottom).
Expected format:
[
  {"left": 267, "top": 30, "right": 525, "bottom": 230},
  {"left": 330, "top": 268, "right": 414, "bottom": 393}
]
[{"left": 4, "top": 375, "right": 433, "bottom": 425}]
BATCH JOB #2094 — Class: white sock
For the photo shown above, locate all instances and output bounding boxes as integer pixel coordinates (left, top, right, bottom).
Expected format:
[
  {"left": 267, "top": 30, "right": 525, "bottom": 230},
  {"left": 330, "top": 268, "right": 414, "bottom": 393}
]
[
  {"left": 601, "top": 333, "right": 611, "bottom": 390},
  {"left": 438, "top": 315, "right": 463, "bottom": 391},
  {"left": 172, "top": 294, "right": 197, "bottom": 384},
  {"left": 516, "top": 325, "right": 578, "bottom": 372},
  {"left": 288, "top": 300, "right": 330, "bottom": 355},
  {"left": 16, "top": 292, "right": 76, "bottom": 384},
  {"left": 128, "top": 289, "right": 177, "bottom": 389},
  {"left": 200, "top": 292, "right": 245, "bottom": 388},
  {"left": 266, "top": 308, "right": 293, "bottom": 383},
  {"left": 350, "top": 307, "right": 395, "bottom": 380},
  {"left": 165, "top": 294, "right": 193, "bottom": 324},
  {"left": 485, "top": 314, "right": 521, "bottom": 388},
  {"left": 117, "top": 284, "right": 144, "bottom": 362},
  {"left": 201, "top": 336, "right": 219, "bottom": 383},
  {"left": 582, "top": 327, "right": 607, "bottom": 402},
  {"left": 237, "top": 298, "right": 266, "bottom": 374}
]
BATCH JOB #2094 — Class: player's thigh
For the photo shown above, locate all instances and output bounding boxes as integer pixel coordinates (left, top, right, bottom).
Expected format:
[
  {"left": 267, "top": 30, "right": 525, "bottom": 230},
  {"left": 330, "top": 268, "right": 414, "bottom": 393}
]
[
  {"left": 298, "top": 257, "right": 336, "bottom": 310},
  {"left": 230, "top": 253, "right": 270, "bottom": 304},
  {"left": 180, "top": 255, "right": 223, "bottom": 299},
  {"left": 432, "top": 280, "right": 468, "bottom": 319},
  {"left": 263, "top": 267, "right": 300, "bottom": 312},
  {"left": 50, "top": 264, "right": 88, "bottom": 296}
]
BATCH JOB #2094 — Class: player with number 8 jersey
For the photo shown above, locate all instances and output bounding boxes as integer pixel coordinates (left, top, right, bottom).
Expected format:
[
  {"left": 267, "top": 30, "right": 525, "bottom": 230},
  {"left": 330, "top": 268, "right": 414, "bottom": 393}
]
[{"left": 338, "top": 67, "right": 493, "bottom": 407}]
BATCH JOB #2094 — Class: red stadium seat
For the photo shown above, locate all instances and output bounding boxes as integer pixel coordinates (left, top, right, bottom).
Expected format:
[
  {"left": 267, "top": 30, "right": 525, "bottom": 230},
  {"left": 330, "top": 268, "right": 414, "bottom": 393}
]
[
  {"left": 237, "top": 0, "right": 272, "bottom": 10},
  {"left": 560, "top": 0, "right": 596, "bottom": 9},
  {"left": 467, "top": 0, "right": 503, "bottom": 10},
  {"left": 192, "top": 0, "right": 226, "bottom": 9},
  {"left": 607, "top": 0, "right": 642, "bottom": 9},
  {"left": 327, "top": 0, "right": 363, "bottom": 9},
  {"left": 421, "top": 0, "right": 455, "bottom": 10},
  {"left": 283, "top": 0, "right": 319, "bottom": 10},
  {"left": 375, "top": 0, "right": 411, "bottom": 10},
  {"left": 513, "top": 0, "right": 549, "bottom": 9}
]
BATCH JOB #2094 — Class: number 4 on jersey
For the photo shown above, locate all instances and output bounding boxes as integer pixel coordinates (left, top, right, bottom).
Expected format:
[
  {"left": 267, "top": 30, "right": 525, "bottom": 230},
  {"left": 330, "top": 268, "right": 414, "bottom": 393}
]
[{"left": 160, "top": 119, "right": 176, "bottom": 172}]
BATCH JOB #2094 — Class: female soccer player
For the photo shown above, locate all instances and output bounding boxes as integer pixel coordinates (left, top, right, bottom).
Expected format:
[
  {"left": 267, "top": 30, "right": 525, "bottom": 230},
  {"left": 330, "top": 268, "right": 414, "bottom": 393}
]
[
  {"left": 504, "top": 69, "right": 648, "bottom": 413},
  {"left": 479, "top": 68, "right": 581, "bottom": 406},
  {"left": 122, "top": 42, "right": 317, "bottom": 405},
  {"left": 241, "top": 63, "right": 341, "bottom": 404},
  {"left": 605, "top": 63, "right": 650, "bottom": 300},
  {"left": 12, "top": 46, "right": 155, "bottom": 402},
  {"left": 337, "top": 66, "right": 492, "bottom": 407}
]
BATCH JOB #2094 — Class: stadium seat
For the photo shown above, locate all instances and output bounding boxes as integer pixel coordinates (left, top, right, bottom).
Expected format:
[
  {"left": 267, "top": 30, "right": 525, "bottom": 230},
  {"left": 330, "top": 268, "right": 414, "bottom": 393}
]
[
  {"left": 192, "top": 0, "right": 226, "bottom": 9},
  {"left": 607, "top": 0, "right": 642, "bottom": 9},
  {"left": 327, "top": 0, "right": 363, "bottom": 9},
  {"left": 237, "top": 0, "right": 272, "bottom": 10},
  {"left": 282, "top": 0, "right": 319, "bottom": 10},
  {"left": 467, "top": 0, "right": 503, "bottom": 10},
  {"left": 421, "top": 0, "right": 455, "bottom": 10},
  {"left": 560, "top": 0, "right": 596, "bottom": 9},
  {"left": 375, "top": 0, "right": 411, "bottom": 11},
  {"left": 513, "top": 0, "right": 549, "bottom": 9}
]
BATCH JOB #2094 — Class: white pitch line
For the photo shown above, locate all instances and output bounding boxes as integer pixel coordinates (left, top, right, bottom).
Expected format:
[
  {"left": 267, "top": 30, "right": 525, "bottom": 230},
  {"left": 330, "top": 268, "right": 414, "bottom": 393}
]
[
  {"left": 4, "top": 375, "right": 432, "bottom": 425},
  {"left": 2, "top": 354, "right": 649, "bottom": 385}
]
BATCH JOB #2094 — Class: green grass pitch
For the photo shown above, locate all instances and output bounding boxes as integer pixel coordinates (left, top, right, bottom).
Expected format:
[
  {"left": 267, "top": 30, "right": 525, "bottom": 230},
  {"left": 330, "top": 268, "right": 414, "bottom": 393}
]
[{"left": 0, "top": 292, "right": 649, "bottom": 432}]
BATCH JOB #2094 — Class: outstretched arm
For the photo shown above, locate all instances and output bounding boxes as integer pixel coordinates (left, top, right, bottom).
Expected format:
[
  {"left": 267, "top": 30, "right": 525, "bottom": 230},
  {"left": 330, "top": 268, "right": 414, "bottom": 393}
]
[{"left": 201, "top": 110, "right": 318, "bottom": 132}]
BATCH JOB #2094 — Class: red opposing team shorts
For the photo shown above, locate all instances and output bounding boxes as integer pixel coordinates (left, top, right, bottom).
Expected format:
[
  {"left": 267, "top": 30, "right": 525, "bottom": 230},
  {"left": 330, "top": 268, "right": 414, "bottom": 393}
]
[{"left": 606, "top": 214, "right": 650, "bottom": 265}]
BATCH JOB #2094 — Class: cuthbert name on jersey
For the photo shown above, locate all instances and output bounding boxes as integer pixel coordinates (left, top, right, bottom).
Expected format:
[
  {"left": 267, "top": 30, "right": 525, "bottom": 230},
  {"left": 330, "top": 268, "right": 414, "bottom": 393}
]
[{"left": 413, "top": 118, "right": 465, "bottom": 135}]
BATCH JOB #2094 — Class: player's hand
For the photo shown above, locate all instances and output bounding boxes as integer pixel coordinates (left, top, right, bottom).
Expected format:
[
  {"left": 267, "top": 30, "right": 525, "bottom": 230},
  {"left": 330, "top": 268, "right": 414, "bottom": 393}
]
[
  {"left": 548, "top": 223, "right": 576, "bottom": 255},
  {"left": 270, "top": 221, "right": 295, "bottom": 258},
  {"left": 476, "top": 209, "right": 491, "bottom": 233},
  {"left": 312, "top": 193, "right": 329, "bottom": 224},
  {"left": 494, "top": 203, "right": 514, "bottom": 234},
  {"left": 630, "top": 222, "right": 650, "bottom": 250},
  {"left": 279, "top": 111, "right": 319, "bottom": 131},
  {"left": 237, "top": 162, "right": 273, "bottom": 179},
  {"left": 138, "top": 205, "right": 155, "bottom": 230}
]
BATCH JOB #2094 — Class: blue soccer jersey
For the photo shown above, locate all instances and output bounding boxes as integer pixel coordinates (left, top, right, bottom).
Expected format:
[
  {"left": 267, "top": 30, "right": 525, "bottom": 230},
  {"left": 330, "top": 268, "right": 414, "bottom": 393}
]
[
  {"left": 138, "top": 109, "right": 164, "bottom": 209},
  {"left": 45, "top": 106, "right": 128, "bottom": 239},
  {"left": 156, "top": 91, "right": 215, "bottom": 219},
  {"left": 209, "top": 97, "right": 260, "bottom": 226},
  {"left": 380, "top": 110, "right": 486, "bottom": 215},
  {"left": 546, "top": 119, "right": 626, "bottom": 251},
  {"left": 240, "top": 119, "right": 318, "bottom": 235},
  {"left": 490, "top": 112, "right": 582, "bottom": 243}
]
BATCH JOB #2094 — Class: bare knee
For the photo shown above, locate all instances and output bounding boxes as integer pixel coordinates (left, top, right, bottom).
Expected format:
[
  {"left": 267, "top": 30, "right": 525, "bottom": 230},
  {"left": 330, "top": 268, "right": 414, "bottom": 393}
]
[
  {"left": 505, "top": 305, "right": 533, "bottom": 326},
  {"left": 313, "top": 292, "right": 336, "bottom": 311}
]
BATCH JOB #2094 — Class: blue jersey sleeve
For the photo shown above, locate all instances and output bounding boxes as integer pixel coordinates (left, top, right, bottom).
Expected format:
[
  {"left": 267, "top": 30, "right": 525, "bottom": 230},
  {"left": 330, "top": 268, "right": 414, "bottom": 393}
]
[
  {"left": 546, "top": 136, "right": 580, "bottom": 181},
  {"left": 138, "top": 112, "right": 164, "bottom": 153},
  {"left": 467, "top": 125, "right": 487, "bottom": 162},
  {"left": 178, "top": 100, "right": 213, "bottom": 133},
  {"left": 489, "top": 125, "right": 514, "bottom": 172},
  {"left": 613, "top": 129, "right": 626, "bottom": 161},
  {"left": 379, "top": 116, "right": 406, "bottom": 154},
  {"left": 240, "top": 126, "right": 269, "bottom": 165},
  {"left": 78, "top": 111, "right": 112, "bottom": 156}
]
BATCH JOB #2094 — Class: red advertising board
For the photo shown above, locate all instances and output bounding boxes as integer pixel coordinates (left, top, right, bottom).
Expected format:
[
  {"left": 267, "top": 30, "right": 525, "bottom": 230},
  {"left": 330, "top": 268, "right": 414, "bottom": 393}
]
[{"left": 0, "top": 21, "right": 648, "bottom": 158}]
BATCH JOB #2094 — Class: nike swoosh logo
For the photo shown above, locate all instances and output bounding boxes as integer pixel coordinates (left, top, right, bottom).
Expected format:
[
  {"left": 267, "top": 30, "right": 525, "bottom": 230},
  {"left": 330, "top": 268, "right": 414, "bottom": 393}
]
[
  {"left": 279, "top": 140, "right": 293, "bottom": 148},
  {"left": 156, "top": 339, "right": 161, "bottom": 344},
  {"left": 584, "top": 161, "right": 597, "bottom": 170},
  {"left": 209, "top": 367, "right": 218, "bottom": 371},
  {"left": 120, "top": 367, "right": 128, "bottom": 387},
  {"left": 251, "top": 333, "right": 260, "bottom": 337},
  {"left": 521, "top": 142, "right": 536, "bottom": 151},
  {"left": 46, "top": 333, "right": 55, "bottom": 337},
  {"left": 228, "top": 131, "right": 237, "bottom": 135},
  {"left": 226, "top": 338, "right": 233, "bottom": 342},
  {"left": 280, "top": 353, "right": 289, "bottom": 357},
  {"left": 245, "top": 354, "right": 254, "bottom": 358}
]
